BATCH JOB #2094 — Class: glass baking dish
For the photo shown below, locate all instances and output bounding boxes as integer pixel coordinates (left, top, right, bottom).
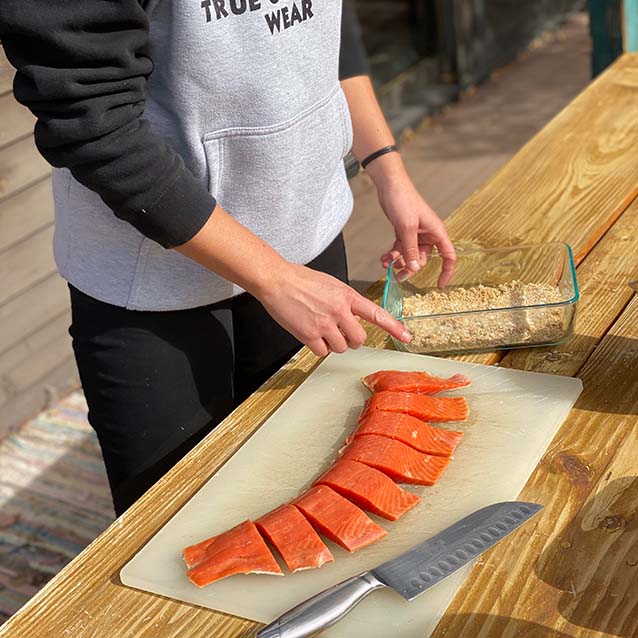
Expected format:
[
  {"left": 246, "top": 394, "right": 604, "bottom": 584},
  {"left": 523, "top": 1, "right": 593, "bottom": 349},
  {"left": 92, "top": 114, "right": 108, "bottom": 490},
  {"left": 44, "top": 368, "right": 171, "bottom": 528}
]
[{"left": 382, "top": 242, "right": 579, "bottom": 355}]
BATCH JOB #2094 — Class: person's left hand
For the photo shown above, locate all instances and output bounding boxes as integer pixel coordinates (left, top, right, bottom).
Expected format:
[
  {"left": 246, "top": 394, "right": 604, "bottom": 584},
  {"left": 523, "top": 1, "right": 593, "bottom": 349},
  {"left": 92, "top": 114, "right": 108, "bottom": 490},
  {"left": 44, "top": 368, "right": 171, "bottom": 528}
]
[{"left": 377, "top": 174, "right": 456, "bottom": 288}]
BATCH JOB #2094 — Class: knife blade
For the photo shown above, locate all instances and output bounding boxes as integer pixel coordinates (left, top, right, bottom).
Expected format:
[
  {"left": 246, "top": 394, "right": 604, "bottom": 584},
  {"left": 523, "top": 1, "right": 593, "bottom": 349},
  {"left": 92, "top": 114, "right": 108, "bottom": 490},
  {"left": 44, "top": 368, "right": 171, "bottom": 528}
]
[{"left": 256, "top": 501, "right": 542, "bottom": 638}]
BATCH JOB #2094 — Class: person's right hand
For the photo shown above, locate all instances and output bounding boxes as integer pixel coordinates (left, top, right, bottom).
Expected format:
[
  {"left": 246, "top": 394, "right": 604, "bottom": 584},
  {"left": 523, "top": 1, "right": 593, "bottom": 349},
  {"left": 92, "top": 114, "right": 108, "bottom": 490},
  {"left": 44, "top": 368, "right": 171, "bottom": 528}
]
[
  {"left": 259, "top": 263, "right": 413, "bottom": 357},
  {"left": 176, "top": 205, "right": 411, "bottom": 356}
]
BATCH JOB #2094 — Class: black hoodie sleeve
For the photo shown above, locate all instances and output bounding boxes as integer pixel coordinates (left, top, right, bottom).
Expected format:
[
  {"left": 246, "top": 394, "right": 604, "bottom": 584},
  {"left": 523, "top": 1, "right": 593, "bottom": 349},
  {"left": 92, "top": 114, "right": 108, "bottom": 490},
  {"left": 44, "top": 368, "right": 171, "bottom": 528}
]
[
  {"left": 0, "top": 1, "right": 215, "bottom": 249},
  {"left": 340, "top": 0, "right": 370, "bottom": 80}
]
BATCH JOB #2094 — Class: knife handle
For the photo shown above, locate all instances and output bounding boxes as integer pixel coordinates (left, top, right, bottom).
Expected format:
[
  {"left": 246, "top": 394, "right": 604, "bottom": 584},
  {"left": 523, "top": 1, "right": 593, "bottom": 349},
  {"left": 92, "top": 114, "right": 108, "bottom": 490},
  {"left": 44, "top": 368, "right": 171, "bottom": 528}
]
[{"left": 256, "top": 571, "right": 386, "bottom": 638}]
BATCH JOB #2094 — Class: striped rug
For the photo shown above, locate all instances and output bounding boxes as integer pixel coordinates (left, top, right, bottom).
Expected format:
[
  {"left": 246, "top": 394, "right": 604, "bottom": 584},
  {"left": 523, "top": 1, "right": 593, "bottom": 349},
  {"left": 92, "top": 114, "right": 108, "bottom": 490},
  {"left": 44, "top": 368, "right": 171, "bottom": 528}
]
[{"left": 0, "top": 391, "right": 114, "bottom": 623}]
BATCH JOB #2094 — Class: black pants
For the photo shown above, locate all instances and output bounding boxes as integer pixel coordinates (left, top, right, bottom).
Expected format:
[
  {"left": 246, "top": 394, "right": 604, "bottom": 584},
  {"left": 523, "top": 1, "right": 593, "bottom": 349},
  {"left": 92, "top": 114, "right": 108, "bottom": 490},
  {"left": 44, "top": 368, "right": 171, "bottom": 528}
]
[{"left": 69, "top": 234, "right": 348, "bottom": 516}]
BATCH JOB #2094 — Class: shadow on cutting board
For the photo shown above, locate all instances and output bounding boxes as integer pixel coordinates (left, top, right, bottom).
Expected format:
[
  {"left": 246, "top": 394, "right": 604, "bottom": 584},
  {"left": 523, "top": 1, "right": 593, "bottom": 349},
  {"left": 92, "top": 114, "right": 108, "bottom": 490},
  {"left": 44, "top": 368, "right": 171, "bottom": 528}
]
[
  {"left": 251, "top": 367, "right": 318, "bottom": 396},
  {"left": 535, "top": 476, "right": 638, "bottom": 637}
]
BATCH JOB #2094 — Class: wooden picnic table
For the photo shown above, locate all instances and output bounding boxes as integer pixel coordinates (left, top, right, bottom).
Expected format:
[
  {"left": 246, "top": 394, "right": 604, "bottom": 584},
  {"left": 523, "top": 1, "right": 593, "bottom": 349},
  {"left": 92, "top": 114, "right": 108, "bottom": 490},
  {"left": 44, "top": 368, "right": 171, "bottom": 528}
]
[{"left": 2, "top": 53, "right": 638, "bottom": 638}]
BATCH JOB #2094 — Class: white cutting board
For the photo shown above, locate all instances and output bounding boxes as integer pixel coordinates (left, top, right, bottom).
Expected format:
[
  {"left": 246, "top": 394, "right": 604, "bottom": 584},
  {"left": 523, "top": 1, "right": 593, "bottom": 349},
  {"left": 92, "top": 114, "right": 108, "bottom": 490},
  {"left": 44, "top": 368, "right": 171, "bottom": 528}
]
[{"left": 121, "top": 347, "right": 582, "bottom": 637}]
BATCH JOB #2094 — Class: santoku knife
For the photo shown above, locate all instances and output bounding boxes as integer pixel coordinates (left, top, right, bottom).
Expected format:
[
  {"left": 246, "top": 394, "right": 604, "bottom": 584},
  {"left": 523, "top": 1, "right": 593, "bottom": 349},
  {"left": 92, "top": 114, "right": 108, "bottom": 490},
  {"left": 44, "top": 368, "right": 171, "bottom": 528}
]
[{"left": 256, "top": 501, "right": 542, "bottom": 638}]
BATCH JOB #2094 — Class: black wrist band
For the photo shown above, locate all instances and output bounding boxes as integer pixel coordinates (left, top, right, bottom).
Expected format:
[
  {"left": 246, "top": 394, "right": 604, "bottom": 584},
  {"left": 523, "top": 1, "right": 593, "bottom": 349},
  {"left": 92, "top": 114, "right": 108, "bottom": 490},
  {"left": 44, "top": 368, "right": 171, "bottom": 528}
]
[{"left": 361, "top": 144, "right": 399, "bottom": 170}]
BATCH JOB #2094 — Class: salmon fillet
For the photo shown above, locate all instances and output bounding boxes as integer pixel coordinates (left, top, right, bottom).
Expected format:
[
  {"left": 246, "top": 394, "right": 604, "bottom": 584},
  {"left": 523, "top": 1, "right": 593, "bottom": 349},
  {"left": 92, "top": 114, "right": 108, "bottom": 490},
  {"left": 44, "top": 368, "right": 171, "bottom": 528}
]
[
  {"left": 294, "top": 485, "right": 387, "bottom": 552},
  {"left": 341, "top": 434, "right": 450, "bottom": 485},
  {"left": 361, "top": 391, "right": 469, "bottom": 423},
  {"left": 256, "top": 504, "right": 334, "bottom": 572},
  {"left": 183, "top": 536, "right": 217, "bottom": 570},
  {"left": 362, "top": 370, "right": 471, "bottom": 394},
  {"left": 314, "top": 459, "right": 420, "bottom": 521},
  {"left": 352, "top": 411, "right": 463, "bottom": 457},
  {"left": 184, "top": 520, "right": 283, "bottom": 587}
]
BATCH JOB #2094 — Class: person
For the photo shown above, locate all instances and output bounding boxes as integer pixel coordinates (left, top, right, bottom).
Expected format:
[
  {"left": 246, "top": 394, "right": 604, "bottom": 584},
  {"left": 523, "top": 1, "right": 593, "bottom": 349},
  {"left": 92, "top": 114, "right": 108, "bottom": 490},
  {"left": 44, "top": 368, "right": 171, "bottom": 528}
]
[{"left": 0, "top": 0, "right": 456, "bottom": 515}]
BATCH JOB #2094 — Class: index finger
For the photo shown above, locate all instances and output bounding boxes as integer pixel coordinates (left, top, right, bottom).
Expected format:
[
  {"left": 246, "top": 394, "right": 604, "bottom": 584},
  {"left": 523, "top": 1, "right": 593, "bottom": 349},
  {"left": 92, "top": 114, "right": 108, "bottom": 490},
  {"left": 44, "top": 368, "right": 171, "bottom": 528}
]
[
  {"left": 436, "top": 234, "right": 456, "bottom": 289},
  {"left": 351, "top": 295, "right": 412, "bottom": 344}
]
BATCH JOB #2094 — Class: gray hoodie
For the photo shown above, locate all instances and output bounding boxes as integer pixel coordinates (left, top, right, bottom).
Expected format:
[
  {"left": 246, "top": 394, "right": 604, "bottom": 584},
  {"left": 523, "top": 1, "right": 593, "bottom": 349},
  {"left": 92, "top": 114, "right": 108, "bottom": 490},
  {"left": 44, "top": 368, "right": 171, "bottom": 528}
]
[{"left": 38, "top": 1, "right": 356, "bottom": 310}]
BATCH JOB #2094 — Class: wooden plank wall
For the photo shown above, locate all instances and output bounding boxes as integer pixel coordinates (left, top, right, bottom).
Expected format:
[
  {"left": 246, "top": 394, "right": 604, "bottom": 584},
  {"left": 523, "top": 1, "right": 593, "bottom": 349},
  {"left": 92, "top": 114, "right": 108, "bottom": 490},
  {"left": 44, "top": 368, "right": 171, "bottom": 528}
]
[{"left": 0, "top": 48, "right": 78, "bottom": 438}]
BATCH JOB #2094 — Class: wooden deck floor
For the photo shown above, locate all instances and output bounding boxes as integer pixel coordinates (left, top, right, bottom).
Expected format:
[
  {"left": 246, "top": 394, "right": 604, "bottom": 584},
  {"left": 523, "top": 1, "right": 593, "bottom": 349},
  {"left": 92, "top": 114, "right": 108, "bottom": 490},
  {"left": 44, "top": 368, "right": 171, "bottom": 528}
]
[{"left": 344, "top": 12, "right": 590, "bottom": 292}]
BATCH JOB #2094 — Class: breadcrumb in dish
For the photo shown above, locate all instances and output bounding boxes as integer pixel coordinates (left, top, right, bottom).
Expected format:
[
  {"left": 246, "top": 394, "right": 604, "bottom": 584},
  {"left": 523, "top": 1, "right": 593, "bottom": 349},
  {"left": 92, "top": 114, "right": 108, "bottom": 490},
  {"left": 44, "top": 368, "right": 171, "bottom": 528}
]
[{"left": 402, "top": 281, "right": 567, "bottom": 352}]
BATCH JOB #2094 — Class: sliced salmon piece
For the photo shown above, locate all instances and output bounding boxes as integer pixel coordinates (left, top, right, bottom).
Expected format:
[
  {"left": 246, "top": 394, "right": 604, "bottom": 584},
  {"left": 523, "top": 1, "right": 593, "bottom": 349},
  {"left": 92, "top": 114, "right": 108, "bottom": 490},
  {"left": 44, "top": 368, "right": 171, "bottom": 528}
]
[
  {"left": 362, "top": 370, "right": 471, "bottom": 394},
  {"left": 185, "top": 520, "right": 283, "bottom": 587},
  {"left": 293, "top": 485, "right": 387, "bottom": 552},
  {"left": 314, "top": 459, "right": 420, "bottom": 521},
  {"left": 352, "top": 411, "right": 463, "bottom": 457},
  {"left": 361, "top": 391, "right": 469, "bottom": 423},
  {"left": 341, "top": 434, "right": 450, "bottom": 485},
  {"left": 183, "top": 536, "right": 217, "bottom": 570},
  {"left": 255, "top": 504, "right": 334, "bottom": 573}
]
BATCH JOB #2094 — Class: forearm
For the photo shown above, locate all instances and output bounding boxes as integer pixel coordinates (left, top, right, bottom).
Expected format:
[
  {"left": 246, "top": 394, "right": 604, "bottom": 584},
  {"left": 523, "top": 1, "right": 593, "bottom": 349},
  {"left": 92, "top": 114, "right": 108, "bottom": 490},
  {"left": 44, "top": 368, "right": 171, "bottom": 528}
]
[
  {"left": 340, "top": 75, "right": 407, "bottom": 188},
  {"left": 342, "top": 76, "right": 455, "bottom": 286},
  {"left": 177, "top": 204, "right": 411, "bottom": 356},
  {"left": 176, "top": 204, "right": 287, "bottom": 299}
]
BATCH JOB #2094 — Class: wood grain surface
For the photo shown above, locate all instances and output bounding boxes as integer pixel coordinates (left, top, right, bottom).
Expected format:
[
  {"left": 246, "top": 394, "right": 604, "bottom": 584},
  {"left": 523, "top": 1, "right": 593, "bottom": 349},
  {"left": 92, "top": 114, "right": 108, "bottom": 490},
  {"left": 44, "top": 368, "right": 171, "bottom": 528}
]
[
  {"left": 0, "top": 310, "right": 72, "bottom": 407},
  {"left": 0, "top": 50, "right": 14, "bottom": 97},
  {"left": 0, "top": 356, "right": 78, "bottom": 438},
  {"left": 0, "top": 177, "right": 54, "bottom": 252},
  {"left": 444, "top": 54, "right": 638, "bottom": 256},
  {"left": 0, "top": 225, "right": 55, "bottom": 306},
  {"left": 0, "top": 136, "right": 50, "bottom": 203},
  {"left": 432, "top": 297, "right": 638, "bottom": 638},
  {"left": 502, "top": 199, "right": 638, "bottom": 376},
  {"left": 0, "top": 93, "right": 35, "bottom": 149},
  {"left": 0, "top": 272, "right": 69, "bottom": 357},
  {"left": 0, "top": 48, "right": 62, "bottom": 438},
  {"left": 1, "top": 54, "right": 637, "bottom": 638}
]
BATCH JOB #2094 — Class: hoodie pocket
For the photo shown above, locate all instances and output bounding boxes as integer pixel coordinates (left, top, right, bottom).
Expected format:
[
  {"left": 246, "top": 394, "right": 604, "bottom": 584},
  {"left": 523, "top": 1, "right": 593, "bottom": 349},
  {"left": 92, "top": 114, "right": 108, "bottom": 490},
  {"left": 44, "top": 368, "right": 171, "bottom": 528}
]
[{"left": 202, "top": 86, "right": 352, "bottom": 261}]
